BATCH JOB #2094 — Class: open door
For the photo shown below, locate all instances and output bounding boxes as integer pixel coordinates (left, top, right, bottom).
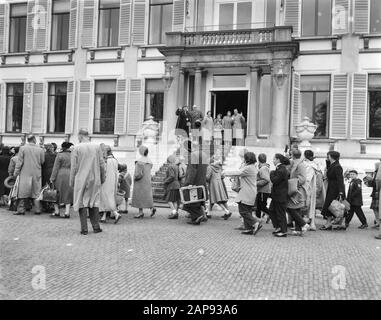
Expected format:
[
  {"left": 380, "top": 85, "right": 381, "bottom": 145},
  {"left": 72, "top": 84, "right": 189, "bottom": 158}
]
[{"left": 211, "top": 92, "right": 217, "bottom": 117}]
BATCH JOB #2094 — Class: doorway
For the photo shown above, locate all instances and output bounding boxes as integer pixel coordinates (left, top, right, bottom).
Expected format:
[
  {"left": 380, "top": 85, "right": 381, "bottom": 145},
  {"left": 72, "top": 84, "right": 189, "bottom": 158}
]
[{"left": 210, "top": 90, "right": 248, "bottom": 119}]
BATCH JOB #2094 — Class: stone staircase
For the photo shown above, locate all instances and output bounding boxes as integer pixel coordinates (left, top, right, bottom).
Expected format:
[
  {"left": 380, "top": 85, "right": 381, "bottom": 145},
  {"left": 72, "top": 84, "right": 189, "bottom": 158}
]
[{"left": 152, "top": 162, "right": 170, "bottom": 203}]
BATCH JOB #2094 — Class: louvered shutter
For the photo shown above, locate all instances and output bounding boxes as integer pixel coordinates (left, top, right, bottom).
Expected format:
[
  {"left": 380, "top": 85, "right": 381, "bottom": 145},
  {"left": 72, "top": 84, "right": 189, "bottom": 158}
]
[
  {"left": 172, "top": 0, "right": 185, "bottom": 32},
  {"left": 114, "top": 79, "right": 128, "bottom": 135},
  {"left": 68, "top": 0, "right": 78, "bottom": 49},
  {"left": 65, "top": 80, "right": 76, "bottom": 134},
  {"left": 82, "top": 0, "right": 96, "bottom": 48},
  {"left": 332, "top": 0, "right": 349, "bottom": 35},
  {"left": 132, "top": 0, "right": 147, "bottom": 45},
  {"left": 34, "top": 0, "right": 49, "bottom": 51},
  {"left": 78, "top": 80, "right": 92, "bottom": 130},
  {"left": 0, "top": 3, "right": 7, "bottom": 54},
  {"left": 22, "top": 82, "right": 33, "bottom": 134},
  {"left": 353, "top": 0, "right": 370, "bottom": 34},
  {"left": 119, "top": 0, "right": 131, "bottom": 46},
  {"left": 330, "top": 74, "right": 349, "bottom": 139},
  {"left": 291, "top": 72, "right": 301, "bottom": 137},
  {"left": 26, "top": 0, "right": 36, "bottom": 51},
  {"left": 31, "top": 82, "right": 45, "bottom": 133},
  {"left": 0, "top": 83, "right": 4, "bottom": 133},
  {"left": 350, "top": 73, "right": 368, "bottom": 139},
  {"left": 284, "top": 0, "right": 301, "bottom": 37},
  {"left": 127, "top": 78, "right": 144, "bottom": 135}
]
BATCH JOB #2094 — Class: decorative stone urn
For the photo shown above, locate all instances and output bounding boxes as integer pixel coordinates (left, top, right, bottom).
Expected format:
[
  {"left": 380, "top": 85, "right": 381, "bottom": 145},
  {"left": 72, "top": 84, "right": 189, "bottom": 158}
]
[
  {"left": 295, "top": 117, "right": 317, "bottom": 149},
  {"left": 141, "top": 116, "right": 159, "bottom": 144}
]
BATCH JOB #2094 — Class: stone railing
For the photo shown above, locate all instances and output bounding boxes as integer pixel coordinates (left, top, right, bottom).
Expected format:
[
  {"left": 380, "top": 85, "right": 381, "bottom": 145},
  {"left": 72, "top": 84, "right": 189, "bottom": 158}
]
[{"left": 165, "top": 26, "right": 292, "bottom": 48}]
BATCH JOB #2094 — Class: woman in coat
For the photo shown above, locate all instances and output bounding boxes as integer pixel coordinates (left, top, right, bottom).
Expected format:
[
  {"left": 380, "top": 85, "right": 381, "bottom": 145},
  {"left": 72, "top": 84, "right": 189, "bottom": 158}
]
[
  {"left": 320, "top": 151, "right": 346, "bottom": 230},
  {"left": 42, "top": 144, "right": 56, "bottom": 186},
  {"left": 0, "top": 146, "right": 11, "bottom": 206},
  {"left": 286, "top": 149, "right": 310, "bottom": 236},
  {"left": 131, "top": 145, "right": 156, "bottom": 219},
  {"left": 99, "top": 146, "right": 121, "bottom": 224},
  {"left": 202, "top": 111, "right": 214, "bottom": 145},
  {"left": 225, "top": 152, "right": 262, "bottom": 235},
  {"left": 213, "top": 114, "right": 223, "bottom": 145},
  {"left": 50, "top": 142, "right": 73, "bottom": 218},
  {"left": 164, "top": 155, "right": 181, "bottom": 220},
  {"left": 206, "top": 156, "right": 232, "bottom": 220}
]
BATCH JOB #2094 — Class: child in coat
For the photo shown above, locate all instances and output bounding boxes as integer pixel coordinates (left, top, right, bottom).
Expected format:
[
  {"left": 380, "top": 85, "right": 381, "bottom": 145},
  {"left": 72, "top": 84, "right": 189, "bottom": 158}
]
[
  {"left": 118, "top": 163, "right": 132, "bottom": 214},
  {"left": 345, "top": 170, "right": 368, "bottom": 229},
  {"left": 164, "top": 155, "right": 181, "bottom": 219}
]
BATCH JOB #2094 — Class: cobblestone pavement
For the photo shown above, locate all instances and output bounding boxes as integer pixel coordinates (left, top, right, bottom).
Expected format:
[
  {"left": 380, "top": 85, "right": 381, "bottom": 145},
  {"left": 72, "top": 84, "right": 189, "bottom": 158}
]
[{"left": 1, "top": 205, "right": 381, "bottom": 300}]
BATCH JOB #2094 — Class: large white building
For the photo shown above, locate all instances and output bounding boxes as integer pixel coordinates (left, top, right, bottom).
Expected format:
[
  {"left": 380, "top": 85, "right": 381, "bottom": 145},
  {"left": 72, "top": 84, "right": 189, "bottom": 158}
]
[{"left": 0, "top": 0, "right": 381, "bottom": 158}]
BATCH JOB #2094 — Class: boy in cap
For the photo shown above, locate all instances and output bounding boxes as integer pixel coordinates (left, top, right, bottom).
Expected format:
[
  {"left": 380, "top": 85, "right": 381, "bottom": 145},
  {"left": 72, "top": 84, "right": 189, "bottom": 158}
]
[{"left": 345, "top": 170, "right": 368, "bottom": 229}]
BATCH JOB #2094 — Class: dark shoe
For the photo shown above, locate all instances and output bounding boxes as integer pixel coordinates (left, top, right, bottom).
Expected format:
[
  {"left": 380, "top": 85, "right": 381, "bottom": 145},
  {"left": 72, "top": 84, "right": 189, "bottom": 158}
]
[
  {"left": 14, "top": 212, "right": 25, "bottom": 215},
  {"left": 34, "top": 212, "right": 41, "bottom": 215},
  {"left": 93, "top": 228, "right": 103, "bottom": 234},
  {"left": 274, "top": 232, "right": 287, "bottom": 237},
  {"left": 241, "top": 229, "right": 254, "bottom": 235},
  {"left": 114, "top": 214, "right": 121, "bottom": 224},
  {"left": 206, "top": 214, "right": 212, "bottom": 219},
  {"left": 253, "top": 223, "right": 263, "bottom": 236},
  {"left": 61, "top": 214, "right": 70, "bottom": 219},
  {"left": 319, "top": 225, "right": 332, "bottom": 231},
  {"left": 100, "top": 219, "right": 107, "bottom": 223},
  {"left": 223, "top": 212, "right": 232, "bottom": 220},
  {"left": 287, "top": 223, "right": 294, "bottom": 228},
  {"left": 134, "top": 214, "right": 144, "bottom": 219},
  {"left": 80, "top": 231, "right": 88, "bottom": 235},
  {"left": 168, "top": 213, "right": 179, "bottom": 219},
  {"left": 333, "top": 225, "right": 347, "bottom": 231},
  {"left": 358, "top": 224, "right": 368, "bottom": 229},
  {"left": 375, "top": 235, "right": 381, "bottom": 240},
  {"left": 150, "top": 208, "right": 157, "bottom": 218},
  {"left": 187, "top": 220, "right": 200, "bottom": 225},
  {"left": 50, "top": 213, "right": 60, "bottom": 218},
  {"left": 272, "top": 228, "right": 281, "bottom": 235}
]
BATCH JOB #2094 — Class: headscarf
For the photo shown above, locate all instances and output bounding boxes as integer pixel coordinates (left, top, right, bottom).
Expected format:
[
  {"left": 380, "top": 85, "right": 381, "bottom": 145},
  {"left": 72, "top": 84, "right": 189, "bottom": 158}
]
[{"left": 137, "top": 145, "right": 152, "bottom": 164}]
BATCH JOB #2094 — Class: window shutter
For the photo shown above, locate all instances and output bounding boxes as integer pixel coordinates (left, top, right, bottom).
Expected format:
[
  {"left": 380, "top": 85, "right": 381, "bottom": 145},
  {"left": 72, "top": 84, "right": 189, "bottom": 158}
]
[
  {"left": 65, "top": 80, "right": 76, "bottom": 134},
  {"left": 132, "top": 0, "right": 147, "bottom": 45},
  {"left": 332, "top": 0, "right": 349, "bottom": 35},
  {"left": 26, "top": 0, "right": 36, "bottom": 51},
  {"left": 0, "top": 83, "right": 4, "bottom": 133},
  {"left": 31, "top": 82, "right": 45, "bottom": 133},
  {"left": 127, "top": 78, "right": 144, "bottom": 135},
  {"left": 114, "top": 79, "right": 128, "bottom": 135},
  {"left": 353, "top": 0, "right": 370, "bottom": 34},
  {"left": 284, "top": 0, "right": 301, "bottom": 37},
  {"left": 172, "top": 0, "right": 185, "bottom": 32},
  {"left": 22, "top": 82, "right": 33, "bottom": 134},
  {"left": 34, "top": 0, "right": 49, "bottom": 51},
  {"left": 78, "top": 80, "right": 92, "bottom": 131},
  {"left": 291, "top": 72, "right": 301, "bottom": 137},
  {"left": 350, "top": 73, "right": 368, "bottom": 139},
  {"left": 119, "top": 0, "right": 132, "bottom": 46},
  {"left": 0, "top": 3, "right": 7, "bottom": 54},
  {"left": 82, "top": 0, "right": 96, "bottom": 48},
  {"left": 68, "top": 0, "right": 78, "bottom": 49},
  {"left": 330, "top": 74, "right": 349, "bottom": 139}
]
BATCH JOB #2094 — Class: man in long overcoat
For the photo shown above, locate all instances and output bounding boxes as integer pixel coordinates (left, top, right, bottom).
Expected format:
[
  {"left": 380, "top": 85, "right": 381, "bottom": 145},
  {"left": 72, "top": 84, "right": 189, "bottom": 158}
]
[
  {"left": 175, "top": 106, "right": 191, "bottom": 137},
  {"left": 70, "top": 129, "right": 106, "bottom": 235},
  {"left": 14, "top": 135, "right": 45, "bottom": 215}
]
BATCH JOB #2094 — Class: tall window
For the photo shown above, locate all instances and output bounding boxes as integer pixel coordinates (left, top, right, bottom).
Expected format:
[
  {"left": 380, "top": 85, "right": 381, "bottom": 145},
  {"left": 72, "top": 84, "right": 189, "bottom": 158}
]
[
  {"left": 98, "top": 0, "right": 120, "bottom": 47},
  {"left": 149, "top": 0, "right": 172, "bottom": 44},
  {"left": 266, "top": 0, "right": 277, "bottom": 27},
  {"left": 370, "top": 0, "right": 381, "bottom": 34},
  {"left": 218, "top": 1, "right": 252, "bottom": 30},
  {"left": 6, "top": 83, "right": 24, "bottom": 133},
  {"left": 51, "top": 0, "right": 70, "bottom": 50},
  {"left": 94, "top": 80, "right": 116, "bottom": 134},
  {"left": 302, "top": 0, "right": 331, "bottom": 36},
  {"left": 369, "top": 74, "right": 381, "bottom": 138},
  {"left": 9, "top": 3, "right": 27, "bottom": 53},
  {"left": 145, "top": 80, "right": 164, "bottom": 124},
  {"left": 300, "top": 75, "right": 330, "bottom": 138},
  {"left": 47, "top": 82, "right": 67, "bottom": 133}
]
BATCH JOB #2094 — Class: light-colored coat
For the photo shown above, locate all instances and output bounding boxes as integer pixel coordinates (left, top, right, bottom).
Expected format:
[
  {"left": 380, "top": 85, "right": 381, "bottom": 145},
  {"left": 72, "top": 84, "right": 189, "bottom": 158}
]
[
  {"left": 202, "top": 116, "right": 214, "bottom": 141},
  {"left": 50, "top": 151, "right": 73, "bottom": 204},
  {"left": 232, "top": 114, "right": 245, "bottom": 139},
  {"left": 14, "top": 143, "right": 45, "bottom": 199},
  {"left": 70, "top": 142, "right": 106, "bottom": 211},
  {"left": 287, "top": 159, "right": 308, "bottom": 209},
  {"left": 257, "top": 163, "right": 271, "bottom": 194},
  {"left": 99, "top": 156, "right": 119, "bottom": 212},
  {"left": 206, "top": 163, "right": 228, "bottom": 204},
  {"left": 304, "top": 159, "right": 320, "bottom": 218},
  {"left": 131, "top": 157, "right": 154, "bottom": 208},
  {"left": 227, "top": 164, "right": 257, "bottom": 206},
  {"left": 8, "top": 155, "right": 19, "bottom": 176}
]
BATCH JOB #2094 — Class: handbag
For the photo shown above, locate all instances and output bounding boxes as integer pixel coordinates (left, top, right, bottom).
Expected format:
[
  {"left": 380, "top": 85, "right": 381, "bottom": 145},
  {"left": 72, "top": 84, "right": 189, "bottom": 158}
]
[
  {"left": 288, "top": 178, "right": 298, "bottom": 196},
  {"left": 328, "top": 199, "right": 345, "bottom": 218},
  {"left": 39, "top": 183, "right": 59, "bottom": 203},
  {"left": 231, "top": 176, "right": 241, "bottom": 193}
]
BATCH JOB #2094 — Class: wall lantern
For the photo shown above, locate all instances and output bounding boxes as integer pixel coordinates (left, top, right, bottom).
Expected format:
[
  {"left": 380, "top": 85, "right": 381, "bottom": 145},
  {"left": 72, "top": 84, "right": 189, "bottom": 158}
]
[
  {"left": 273, "top": 61, "right": 288, "bottom": 88},
  {"left": 163, "top": 64, "right": 174, "bottom": 91}
]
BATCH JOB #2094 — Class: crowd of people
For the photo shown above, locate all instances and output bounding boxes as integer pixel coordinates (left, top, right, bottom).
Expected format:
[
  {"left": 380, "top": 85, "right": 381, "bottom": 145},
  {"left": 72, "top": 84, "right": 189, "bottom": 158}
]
[
  {"left": 1, "top": 129, "right": 381, "bottom": 240},
  {"left": 175, "top": 105, "right": 247, "bottom": 146}
]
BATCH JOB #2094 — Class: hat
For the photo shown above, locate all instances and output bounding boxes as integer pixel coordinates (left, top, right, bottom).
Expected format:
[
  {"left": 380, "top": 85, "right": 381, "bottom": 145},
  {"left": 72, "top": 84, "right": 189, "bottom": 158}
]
[
  {"left": 61, "top": 142, "right": 73, "bottom": 150},
  {"left": 4, "top": 176, "right": 17, "bottom": 189},
  {"left": 348, "top": 169, "right": 358, "bottom": 175}
]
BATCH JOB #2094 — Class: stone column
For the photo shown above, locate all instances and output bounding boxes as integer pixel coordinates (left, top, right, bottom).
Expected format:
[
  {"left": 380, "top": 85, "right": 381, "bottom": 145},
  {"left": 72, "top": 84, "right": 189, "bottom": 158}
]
[
  {"left": 270, "top": 60, "right": 291, "bottom": 149},
  {"left": 194, "top": 67, "right": 202, "bottom": 108},
  {"left": 177, "top": 68, "right": 185, "bottom": 107},
  {"left": 246, "top": 66, "right": 259, "bottom": 144}
]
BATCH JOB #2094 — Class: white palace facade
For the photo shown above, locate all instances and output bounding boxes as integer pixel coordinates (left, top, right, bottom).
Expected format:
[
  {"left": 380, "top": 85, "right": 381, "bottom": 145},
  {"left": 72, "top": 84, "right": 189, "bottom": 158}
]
[{"left": 0, "top": 0, "right": 381, "bottom": 158}]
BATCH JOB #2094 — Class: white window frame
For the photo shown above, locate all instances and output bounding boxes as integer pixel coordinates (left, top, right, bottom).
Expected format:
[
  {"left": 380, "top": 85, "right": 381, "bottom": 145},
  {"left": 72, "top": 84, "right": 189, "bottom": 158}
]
[{"left": 214, "top": 0, "right": 255, "bottom": 31}]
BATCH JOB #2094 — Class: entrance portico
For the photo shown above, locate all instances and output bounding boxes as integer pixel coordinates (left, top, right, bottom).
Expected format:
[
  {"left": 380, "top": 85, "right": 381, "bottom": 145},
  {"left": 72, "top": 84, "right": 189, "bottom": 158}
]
[{"left": 159, "top": 26, "right": 298, "bottom": 148}]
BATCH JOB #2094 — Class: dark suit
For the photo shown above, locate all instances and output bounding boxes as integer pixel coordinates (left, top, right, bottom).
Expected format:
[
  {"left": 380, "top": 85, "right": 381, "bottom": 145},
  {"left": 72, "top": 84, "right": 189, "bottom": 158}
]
[
  {"left": 269, "top": 164, "right": 289, "bottom": 233},
  {"left": 175, "top": 109, "right": 191, "bottom": 137},
  {"left": 345, "top": 178, "right": 367, "bottom": 226},
  {"left": 321, "top": 160, "right": 345, "bottom": 218}
]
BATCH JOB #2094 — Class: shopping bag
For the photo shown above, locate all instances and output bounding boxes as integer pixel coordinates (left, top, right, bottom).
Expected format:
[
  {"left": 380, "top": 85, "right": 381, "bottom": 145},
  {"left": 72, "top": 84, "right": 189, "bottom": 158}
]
[
  {"left": 39, "top": 183, "right": 59, "bottom": 202},
  {"left": 328, "top": 199, "right": 345, "bottom": 218}
]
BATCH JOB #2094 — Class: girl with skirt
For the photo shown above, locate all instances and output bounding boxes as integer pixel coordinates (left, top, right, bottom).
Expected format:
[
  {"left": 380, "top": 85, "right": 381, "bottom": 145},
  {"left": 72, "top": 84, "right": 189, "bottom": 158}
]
[{"left": 164, "top": 155, "right": 181, "bottom": 219}]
